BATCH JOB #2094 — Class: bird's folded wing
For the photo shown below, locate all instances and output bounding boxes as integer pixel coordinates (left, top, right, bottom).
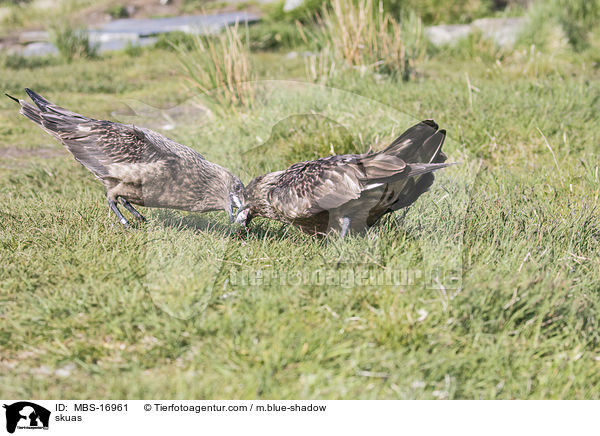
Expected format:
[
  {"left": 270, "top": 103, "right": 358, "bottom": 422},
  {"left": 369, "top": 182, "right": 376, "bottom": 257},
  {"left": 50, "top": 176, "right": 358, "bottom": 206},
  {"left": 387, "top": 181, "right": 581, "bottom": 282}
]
[
  {"left": 355, "top": 153, "right": 408, "bottom": 183},
  {"left": 267, "top": 156, "right": 405, "bottom": 220}
]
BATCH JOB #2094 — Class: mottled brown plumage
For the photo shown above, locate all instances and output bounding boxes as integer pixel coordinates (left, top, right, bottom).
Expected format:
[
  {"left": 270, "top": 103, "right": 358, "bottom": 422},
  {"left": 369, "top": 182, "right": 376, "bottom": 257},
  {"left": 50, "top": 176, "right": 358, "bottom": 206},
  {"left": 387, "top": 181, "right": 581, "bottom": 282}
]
[
  {"left": 236, "top": 120, "right": 452, "bottom": 236},
  {"left": 7, "top": 89, "right": 244, "bottom": 227}
]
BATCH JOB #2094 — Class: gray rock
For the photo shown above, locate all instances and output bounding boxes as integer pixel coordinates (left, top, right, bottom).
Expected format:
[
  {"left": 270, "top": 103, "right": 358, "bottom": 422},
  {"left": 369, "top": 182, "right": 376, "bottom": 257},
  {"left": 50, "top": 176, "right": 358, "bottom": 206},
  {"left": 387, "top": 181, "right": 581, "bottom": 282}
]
[
  {"left": 21, "top": 42, "right": 58, "bottom": 57},
  {"left": 426, "top": 17, "right": 525, "bottom": 48},
  {"left": 96, "top": 36, "right": 158, "bottom": 53},
  {"left": 19, "top": 31, "right": 49, "bottom": 43},
  {"left": 425, "top": 24, "right": 471, "bottom": 46},
  {"left": 97, "top": 11, "right": 259, "bottom": 37},
  {"left": 13, "top": 12, "right": 260, "bottom": 57},
  {"left": 472, "top": 17, "right": 525, "bottom": 47},
  {"left": 284, "top": 0, "right": 305, "bottom": 12}
]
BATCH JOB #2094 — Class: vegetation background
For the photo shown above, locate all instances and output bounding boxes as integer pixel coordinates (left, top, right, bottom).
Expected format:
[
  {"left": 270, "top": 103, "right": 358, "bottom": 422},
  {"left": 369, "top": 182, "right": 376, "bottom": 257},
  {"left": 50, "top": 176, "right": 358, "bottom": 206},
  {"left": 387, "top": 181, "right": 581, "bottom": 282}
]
[{"left": 0, "top": 0, "right": 599, "bottom": 399}]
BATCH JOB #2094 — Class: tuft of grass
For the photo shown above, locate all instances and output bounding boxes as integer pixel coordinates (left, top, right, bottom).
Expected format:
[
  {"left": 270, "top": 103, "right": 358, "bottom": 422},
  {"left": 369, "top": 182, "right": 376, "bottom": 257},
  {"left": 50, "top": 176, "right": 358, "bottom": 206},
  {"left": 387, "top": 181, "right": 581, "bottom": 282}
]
[
  {"left": 431, "top": 29, "right": 508, "bottom": 63},
  {"left": 266, "top": 0, "right": 325, "bottom": 23},
  {"left": 319, "top": 0, "right": 425, "bottom": 80},
  {"left": 247, "top": 21, "right": 307, "bottom": 51},
  {"left": 49, "top": 22, "right": 98, "bottom": 62},
  {"left": 383, "top": 0, "right": 494, "bottom": 25},
  {"left": 154, "top": 31, "right": 197, "bottom": 52},
  {"left": 106, "top": 4, "right": 129, "bottom": 19},
  {"left": 1, "top": 53, "right": 61, "bottom": 70},
  {"left": 175, "top": 23, "right": 256, "bottom": 109},
  {"left": 517, "top": 0, "right": 600, "bottom": 51},
  {"left": 267, "top": 0, "right": 495, "bottom": 26},
  {"left": 304, "top": 46, "right": 337, "bottom": 84},
  {"left": 122, "top": 42, "right": 143, "bottom": 57}
]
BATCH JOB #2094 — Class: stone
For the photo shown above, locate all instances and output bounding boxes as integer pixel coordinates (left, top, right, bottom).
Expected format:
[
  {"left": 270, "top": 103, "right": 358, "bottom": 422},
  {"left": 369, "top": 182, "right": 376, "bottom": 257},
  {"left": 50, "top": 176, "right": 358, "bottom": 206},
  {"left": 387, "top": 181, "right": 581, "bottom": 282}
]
[
  {"left": 425, "top": 24, "right": 471, "bottom": 46},
  {"left": 283, "top": 0, "right": 304, "bottom": 12},
  {"left": 472, "top": 17, "right": 525, "bottom": 47},
  {"left": 425, "top": 17, "right": 525, "bottom": 48}
]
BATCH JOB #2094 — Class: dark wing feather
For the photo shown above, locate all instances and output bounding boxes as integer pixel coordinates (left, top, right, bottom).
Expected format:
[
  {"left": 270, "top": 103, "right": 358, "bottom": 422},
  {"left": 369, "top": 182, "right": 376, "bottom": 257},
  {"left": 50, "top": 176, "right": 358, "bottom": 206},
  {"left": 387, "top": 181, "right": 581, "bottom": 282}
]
[
  {"left": 267, "top": 153, "right": 435, "bottom": 220},
  {"left": 384, "top": 120, "right": 446, "bottom": 164},
  {"left": 355, "top": 153, "right": 407, "bottom": 183},
  {"left": 268, "top": 155, "right": 365, "bottom": 219},
  {"left": 387, "top": 130, "right": 449, "bottom": 212}
]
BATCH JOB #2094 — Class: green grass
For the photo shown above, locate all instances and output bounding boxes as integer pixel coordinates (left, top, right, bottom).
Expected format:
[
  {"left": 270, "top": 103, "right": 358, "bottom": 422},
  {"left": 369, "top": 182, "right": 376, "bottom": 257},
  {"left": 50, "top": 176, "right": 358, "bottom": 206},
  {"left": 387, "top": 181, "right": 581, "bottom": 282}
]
[
  {"left": 49, "top": 22, "right": 98, "bottom": 62},
  {"left": 517, "top": 0, "right": 600, "bottom": 51},
  {"left": 0, "top": 0, "right": 108, "bottom": 33},
  {"left": 1, "top": 29, "right": 600, "bottom": 400}
]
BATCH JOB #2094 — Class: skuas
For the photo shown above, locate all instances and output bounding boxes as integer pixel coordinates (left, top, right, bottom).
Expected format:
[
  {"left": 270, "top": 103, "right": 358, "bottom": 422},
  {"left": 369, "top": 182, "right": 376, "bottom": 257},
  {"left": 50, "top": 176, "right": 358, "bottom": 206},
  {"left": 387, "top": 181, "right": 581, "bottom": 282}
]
[
  {"left": 6, "top": 89, "right": 245, "bottom": 227},
  {"left": 235, "top": 120, "right": 453, "bottom": 237}
]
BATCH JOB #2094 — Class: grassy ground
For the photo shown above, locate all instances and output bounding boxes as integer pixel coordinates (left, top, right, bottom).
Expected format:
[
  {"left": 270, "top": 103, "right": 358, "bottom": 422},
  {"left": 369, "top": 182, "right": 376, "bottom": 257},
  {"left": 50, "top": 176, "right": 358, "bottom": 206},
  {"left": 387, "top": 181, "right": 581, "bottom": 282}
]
[{"left": 1, "top": 29, "right": 600, "bottom": 399}]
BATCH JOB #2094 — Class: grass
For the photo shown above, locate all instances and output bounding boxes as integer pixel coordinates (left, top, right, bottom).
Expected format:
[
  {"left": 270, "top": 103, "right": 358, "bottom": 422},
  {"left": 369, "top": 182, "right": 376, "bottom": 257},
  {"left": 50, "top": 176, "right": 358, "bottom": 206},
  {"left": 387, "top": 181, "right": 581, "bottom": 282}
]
[
  {"left": 49, "top": 22, "right": 98, "bottom": 62},
  {"left": 517, "top": 0, "right": 600, "bottom": 51},
  {"left": 174, "top": 23, "right": 256, "bottom": 109},
  {"left": 318, "top": 0, "right": 425, "bottom": 80},
  {"left": 266, "top": 0, "right": 495, "bottom": 25},
  {"left": 1, "top": 13, "right": 600, "bottom": 400},
  {"left": 0, "top": 0, "right": 107, "bottom": 32},
  {"left": 106, "top": 4, "right": 129, "bottom": 19}
]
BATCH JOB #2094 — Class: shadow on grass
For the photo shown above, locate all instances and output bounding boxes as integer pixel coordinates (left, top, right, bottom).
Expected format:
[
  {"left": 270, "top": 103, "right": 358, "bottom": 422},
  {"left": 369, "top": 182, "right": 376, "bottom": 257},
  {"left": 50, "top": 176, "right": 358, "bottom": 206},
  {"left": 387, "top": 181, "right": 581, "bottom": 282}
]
[{"left": 151, "top": 209, "right": 233, "bottom": 235}]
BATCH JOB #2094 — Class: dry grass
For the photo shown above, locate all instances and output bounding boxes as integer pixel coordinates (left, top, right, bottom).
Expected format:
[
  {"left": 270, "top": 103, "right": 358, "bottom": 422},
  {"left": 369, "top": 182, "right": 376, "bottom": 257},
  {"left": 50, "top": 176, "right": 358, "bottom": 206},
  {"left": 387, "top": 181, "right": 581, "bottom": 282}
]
[
  {"left": 319, "top": 0, "right": 425, "bottom": 80},
  {"left": 176, "top": 22, "right": 255, "bottom": 109},
  {"left": 304, "top": 46, "right": 337, "bottom": 84}
]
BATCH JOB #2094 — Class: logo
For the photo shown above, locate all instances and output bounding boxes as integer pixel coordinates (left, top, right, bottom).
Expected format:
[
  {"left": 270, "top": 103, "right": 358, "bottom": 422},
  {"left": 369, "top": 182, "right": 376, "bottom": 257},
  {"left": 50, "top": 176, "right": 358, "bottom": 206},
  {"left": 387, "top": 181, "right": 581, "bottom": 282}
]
[{"left": 3, "top": 402, "right": 50, "bottom": 434}]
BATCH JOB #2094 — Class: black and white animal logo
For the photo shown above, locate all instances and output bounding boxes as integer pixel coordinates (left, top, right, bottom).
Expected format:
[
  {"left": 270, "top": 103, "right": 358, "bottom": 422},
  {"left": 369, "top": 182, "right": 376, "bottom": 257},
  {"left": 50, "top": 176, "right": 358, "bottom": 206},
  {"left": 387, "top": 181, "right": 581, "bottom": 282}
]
[{"left": 3, "top": 402, "right": 50, "bottom": 434}]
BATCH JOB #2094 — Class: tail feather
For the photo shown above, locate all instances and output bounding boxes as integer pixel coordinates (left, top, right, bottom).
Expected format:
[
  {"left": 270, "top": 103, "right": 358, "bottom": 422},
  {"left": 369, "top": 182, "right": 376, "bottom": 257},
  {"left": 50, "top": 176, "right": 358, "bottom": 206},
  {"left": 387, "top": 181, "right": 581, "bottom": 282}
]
[
  {"left": 382, "top": 120, "right": 446, "bottom": 164},
  {"left": 383, "top": 119, "right": 438, "bottom": 153},
  {"left": 422, "top": 129, "right": 447, "bottom": 164},
  {"left": 405, "top": 162, "right": 456, "bottom": 178},
  {"left": 8, "top": 88, "right": 91, "bottom": 136},
  {"left": 6, "top": 90, "right": 76, "bottom": 140},
  {"left": 25, "top": 88, "right": 53, "bottom": 111},
  {"left": 20, "top": 102, "right": 43, "bottom": 125}
]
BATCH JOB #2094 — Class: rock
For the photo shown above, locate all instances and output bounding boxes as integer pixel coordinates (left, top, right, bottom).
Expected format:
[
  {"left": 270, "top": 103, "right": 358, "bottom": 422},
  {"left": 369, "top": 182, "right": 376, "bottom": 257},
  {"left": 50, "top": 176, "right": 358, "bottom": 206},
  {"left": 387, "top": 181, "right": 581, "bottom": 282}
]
[
  {"left": 426, "top": 17, "right": 525, "bottom": 48},
  {"left": 96, "top": 36, "right": 157, "bottom": 53},
  {"left": 425, "top": 24, "right": 471, "bottom": 46},
  {"left": 32, "top": 0, "right": 56, "bottom": 10},
  {"left": 472, "top": 17, "right": 525, "bottom": 47},
  {"left": 97, "top": 11, "right": 259, "bottom": 37},
  {"left": 0, "top": 6, "right": 11, "bottom": 22},
  {"left": 12, "top": 12, "right": 259, "bottom": 58},
  {"left": 21, "top": 42, "right": 58, "bottom": 57},
  {"left": 19, "top": 31, "right": 49, "bottom": 44},
  {"left": 284, "top": 0, "right": 305, "bottom": 12}
]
